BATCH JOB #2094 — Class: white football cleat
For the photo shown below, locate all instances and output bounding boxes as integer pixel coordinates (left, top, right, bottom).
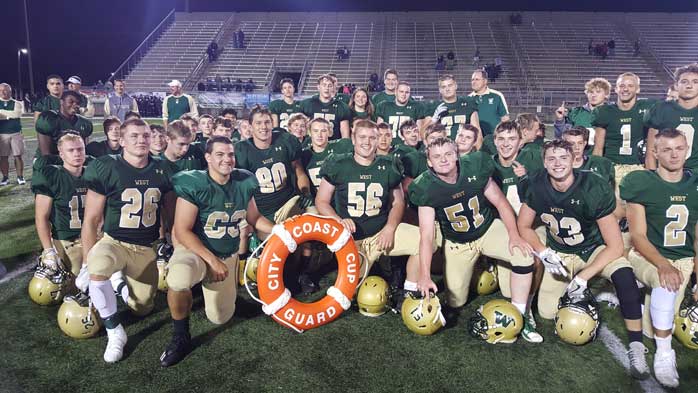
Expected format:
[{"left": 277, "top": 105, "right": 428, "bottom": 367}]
[
  {"left": 103, "top": 324, "right": 127, "bottom": 363},
  {"left": 653, "top": 350, "right": 679, "bottom": 388}
]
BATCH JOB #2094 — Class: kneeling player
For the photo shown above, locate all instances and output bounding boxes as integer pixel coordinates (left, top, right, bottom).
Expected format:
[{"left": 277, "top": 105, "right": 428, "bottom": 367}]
[
  {"left": 408, "top": 138, "right": 535, "bottom": 341},
  {"left": 160, "top": 136, "right": 274, "bottom": 367},
  {"left": 517, "top": 140, "right": 647, "bottom": 378},
  {"left": 620, "top": 128, "right": 698, "bottom": 388}
]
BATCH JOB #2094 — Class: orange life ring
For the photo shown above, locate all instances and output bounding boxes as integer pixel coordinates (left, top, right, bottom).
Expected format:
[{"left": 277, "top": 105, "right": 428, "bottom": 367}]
[{"left": 256, "top": 214, "right": 360, "bottom": 332}]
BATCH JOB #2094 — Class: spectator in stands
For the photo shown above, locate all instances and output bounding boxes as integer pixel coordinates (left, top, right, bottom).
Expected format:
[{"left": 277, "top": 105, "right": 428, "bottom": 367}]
[
  {"left": 162, "top": 80, "right": 198, "bottom": 128},
  {"left": 244, "top": 79, "right": 256, "bottom": 93},
  {"left": 633, "top": 39, "right": 641, "bottom": 56},
  {"left": 215, "top": 75, "right": 223, "bottom": 91},
  {"left": 608, "top": 39, "right": 616, "bottom": 56},
  {"left": 588, "top": 39, "right": 593, "bottom": 55},
  {"left": 473, "top": 47, "right": 480, "bottom": 66},
  {"left": 66, "top": 76, "right": 94, "bottom": 118},
  {"left": 435, "top": 55, "right": 445, "bottom": 71},
  {"left": 207, "top": 41, "right": 219, "bottom": 62},
  {"left": 104, "top": 79, "right": 139, "bottom": 122},
  {"left": 469, "top": 69, "right": 509, "bottom": 137},
  {"left": 235, "top": 79, "right": 243, "bottom": 92},
  {"left": 0, "top": 83, "right": 25, "bottom": 186},
  {"left": 446, "top": 51, "right": 457, "bottom": 70},
  {"left": 235, "top": 28, "right": 245, "bottom": 49}
]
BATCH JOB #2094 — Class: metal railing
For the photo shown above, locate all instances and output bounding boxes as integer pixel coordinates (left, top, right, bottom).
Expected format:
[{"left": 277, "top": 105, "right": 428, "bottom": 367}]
[{"left": 108, "top": 8, "right": 176, "bottom": 82}]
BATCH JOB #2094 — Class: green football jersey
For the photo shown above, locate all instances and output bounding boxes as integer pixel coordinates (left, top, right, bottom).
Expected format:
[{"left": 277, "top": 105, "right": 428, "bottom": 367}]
[
  {"left": 35, "top": 111, "right": 93, "bottom": 155},
  {"left": 269, "top": 99, "right": 303, "bottom": 130},
  {"left": 351, "top": 109, "right": 371, "bottom": 121},
  {"left": 391, "top": 143, "right": 418, "bottom": 161},
  {"left": 320, "top": 153, "right": 403, "bottom": 240},
  {"left": 32, "top": 95, "right": 61, "bottom": 113},
  {"left": 83, "top": 155, "right": 174, "bottom": 246},
  {"left": 644, "top": 100, "right": 698, "bottom": 170},
  {"left": 424, "top": 97, "right": 479, "bottom": 139},
  {"left": 158, "top": 145, "right": 206, "bottom": 174},
  {"left": 522, "top": 170, "right": 616, "bottom": 260},
  {"left": 492, "top": 148, "right": 543, "bottom": 212},
  {"left": 480, "top": 134, "right": 496, "bottom": 156},
  {"left": 0, "top": 99, "right": 22, "bottom": 134},
  {"left": 620, "top": 170, "right": 698, "bottom": 260},
  {"left": 579, "top": 155, "right": 615, "bottom": 187},
  {"left": 86, "top": 140, "right": 122, "bottom": 157},
  {"left": 469, "top": 89, "right": 509, "bottom": 136},
  {"left": 335, "top": 93, "right": 351, "bottom": 104},
  {"left": 173, "top": 169, "right": 258, "bottom": 258},
  {"left": 592, "top": 99, "right": 657, "bottom": 164},
  {"left": 402, "top": 149, "right": 429, "bottom": 179},
  {"left": 300, "top": 139, "right": 353, "bottom": 194},
  {"left": 300, "top": 96, "right": 352, "bottom": 140},
  {"left": 568, "top": 105, "right": 597, "bottom": 149},
  {"left": 375, "top": 101, "right": 424, "bottom": 138},
  {"left": 372, "top": 91, "right": 395, "bottom": 107},
  {"left": 234, "top": 131, "right": 301, "bottom": 220},
  {"left": 31, "top": 164, "right": 89, "bottom": 241},
  {"left": 408, "top": 151, "right": 496, "bottom": 243}
]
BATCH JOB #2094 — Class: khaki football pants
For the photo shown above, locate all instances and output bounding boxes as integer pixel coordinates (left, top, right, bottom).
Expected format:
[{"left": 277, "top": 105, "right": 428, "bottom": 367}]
[
  {"left": 87, "top": 234, "right": 158, "bottom": 316},
  {"left": 497, "top": 226, "right": 547, "bottom": 299},
  {"left": 537, "top": 245, "right": 632, "bottom": 319},
  {"left": 614, "top": 164, "right": 644, "bottom": 190},
  {"left": 357, "top": 222, "right": 433, "bottom": 279},
  {"left": 274, "top": 195, "right": 303, "bottom": 224},
  {"left": 54, "top": 238, "right": 83, "bottom": 276},
  {"left": 167, "top": 247, "right": 239, "bottom": 325},
  {"left": 444, "top": 219, "right": 534, "bottom": 308}
]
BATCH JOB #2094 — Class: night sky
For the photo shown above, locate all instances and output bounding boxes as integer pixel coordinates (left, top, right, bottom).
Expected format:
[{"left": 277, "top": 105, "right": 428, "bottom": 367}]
[{"left": 2, "top": 0, "right": 696, "bottom": 94}]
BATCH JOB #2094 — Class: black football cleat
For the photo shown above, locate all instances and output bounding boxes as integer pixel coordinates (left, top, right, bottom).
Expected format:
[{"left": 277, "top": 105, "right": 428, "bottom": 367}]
[{"left": 160, "top": 334, "right": 192, "bottom": 367}]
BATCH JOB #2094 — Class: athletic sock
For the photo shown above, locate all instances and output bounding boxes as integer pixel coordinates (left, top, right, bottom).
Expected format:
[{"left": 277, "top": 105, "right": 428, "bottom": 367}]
[
  {"left": 173, "top": 317, "right": 190, "bottom": 337},
  {"left": 403, "top": 280, "right": 417, "bottom": 291},
  {"left": 628, "top": 330, "right": 643, "bottom": 344},
  {"left": 655, "top": 335, "right": 672, "bottom": 354},
  {"left": 512, "top": 302, "right": 527, "bottom": 315}
]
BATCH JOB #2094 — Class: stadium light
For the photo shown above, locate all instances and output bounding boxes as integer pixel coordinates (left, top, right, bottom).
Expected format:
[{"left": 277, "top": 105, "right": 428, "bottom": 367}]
[
  {"left": 17, "top": 49, "right": 28, "bottom": 100},
  {"left": 20, "top": 48, "right": 28, "bottom": 54}
]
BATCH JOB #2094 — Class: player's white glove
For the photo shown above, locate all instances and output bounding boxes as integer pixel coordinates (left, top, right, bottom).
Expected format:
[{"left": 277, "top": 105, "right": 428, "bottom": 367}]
[
  {"left": 565, "top": 276, "right": 588, "bottom": 301},
  {"left": 75, "top": 265, "right": 90, "bottom": 293},
  {"left": 40, "top": 248, "right": 64, "bottom": 273},
  {"left": 431, "top": 103, "right": 448, "bottom": 123},
  {"left": 110, "top": 271, "right": 130, "bottom": 304},
  {"left": 536, "top": 248, "right": 568, "bottom": 277}
]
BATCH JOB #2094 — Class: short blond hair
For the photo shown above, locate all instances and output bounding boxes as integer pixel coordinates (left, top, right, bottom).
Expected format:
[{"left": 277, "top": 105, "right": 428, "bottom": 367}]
[
  {"left": 617, "top": 72, "right": 641, "bottom": 87},
  {"left": 584, "top": 78, "right": 612, "bottom": 95},
  {"left": 57, "top": 132, "right": 84, "bottom": 149}
]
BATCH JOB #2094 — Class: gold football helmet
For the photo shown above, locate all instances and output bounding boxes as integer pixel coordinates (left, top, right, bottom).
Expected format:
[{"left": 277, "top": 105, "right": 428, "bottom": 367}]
[
  {"left": 555, "top": 291, "right": 599, "bottom": 345},
  {"left": 28, "top": 265, "right": 71, "bottom": 306},
  {"left": 57, "top": 291, "right": 101, "bottom": 339},
  {"left": 469, "top": 299, "right": 523, "bottom": 344},
  {"left": 674, "top": 296, "right": 698, "bottom": 350},
  {"left": 476, "top": 263, "right": 499, "bottom": 296},
  {"left": 357, "top": 276, "right": 390, "bottom": 316},
  {"left": 401, "top": 293, "right": 446, "bottom": 335}
]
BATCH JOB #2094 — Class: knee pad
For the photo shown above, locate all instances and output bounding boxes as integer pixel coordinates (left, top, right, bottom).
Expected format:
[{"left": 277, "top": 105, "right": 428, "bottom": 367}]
[
  {"left": 89, "top": 279, "right": 117, "bottom": 319},
  {"left": 649, "top": 287, "right": 677, "bottom": 331},
  {"left": 511, "top": 264, "right": 534, "bottom": 275},
  {"left": 611, "top": 268, "right": 642, "bottom": 320}
]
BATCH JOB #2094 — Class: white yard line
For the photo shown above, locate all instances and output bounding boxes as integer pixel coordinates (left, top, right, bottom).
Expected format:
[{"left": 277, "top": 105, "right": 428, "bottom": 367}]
[{"left": 0, "top": 260, "right": 34, "bottom": 285}]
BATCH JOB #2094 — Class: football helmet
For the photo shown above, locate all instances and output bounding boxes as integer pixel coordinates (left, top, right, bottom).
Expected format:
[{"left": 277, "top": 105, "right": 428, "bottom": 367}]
[
  {"left": 357, "top": 276, "right": 390, "bottom": 317},
  {"left": 28, "top": 265, "right": 71, "bottom": 306},
  {"left": 673, "top": 296, "right": 698, "bottom": 350},
  {"left": 243, "top": 257, "right": 259, "bottom": 284},
  {"left": 555, "top": 289, "right": 600, "bottom": 345},
  {"left": 401, "top": 293, "right": 446, "bottom": 335},
  {"left": 476, "top": 263, "right": 499, "bottom": 295},
  {"left": 469, "top": 299, "right": 523, "bottom": 344},
  {"left": 57, "top": 291, "right": 101, "bottom": 339}
]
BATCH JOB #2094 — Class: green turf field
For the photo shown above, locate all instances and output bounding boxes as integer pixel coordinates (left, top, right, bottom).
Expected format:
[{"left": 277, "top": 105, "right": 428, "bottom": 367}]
[
  {"left": 19, "top": 116, "right": 164, "bottom": 140},
  {"left": 0, "top": 153, "right": 696, "bottom": 393}
]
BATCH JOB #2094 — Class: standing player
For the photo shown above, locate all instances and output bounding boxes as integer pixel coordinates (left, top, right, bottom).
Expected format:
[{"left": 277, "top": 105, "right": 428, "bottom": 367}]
[
  {"left": 300, "top": 118, "right": 353, "bottom": 195},
  {"left": 408, "top": 137, "right": 535, "bottom": 340},
  {"left": 518, "top": 140, "right": 647, "bottom": 379},
  {"left": 104, "top": 79, "right": 139, "bottom": 122},
  {"left": 86, "top": 117, "right": 122, "bottom": 158},
  {"left": 300, "top": 75, "right": 351, "bottom": 139},
  {"left": 159, "top": 120, "right": 205, "bottom": 173},
  {"left": 554, "top": 78, "right": 611, "bottom": 145},
  {"left": 562, "top": 127, "right": 615, "bottom": 186},
  {"left": 162, "top": 80, "right": 198, "bottom": 127},
  {"left": 33, "top": 133, "right": 90, "bottom": 277},
  {"left": 424, "top": 75, "right": 481, "bottom": 146},
  {"left": 316, "top": 120, "right": 427, "bottom": 302},
  {"left": 66, "top": 76, "right": 94, "bottom": 118},
  {"left": 36, "top": 91, "right": 93, "bottom": 157},
  {"left": 372, "top": 69, "right": 399, "bottom": 107},
  {"left": 376, "top": 81, "right": 424, "bottom": 138},
  {"left": 621, "top": 128, "right": 698, "bottom": 388},
  {"left": 468, "top": 69, "right": 509, "bottom": 137},
  {"left": 645, "top": 63, "right": 698, "bottom": 171},
  {"left": 78, "top": 118, "right": 176, "bottom": 363},
  {"left": 33, "top": 75, "right": 64, "bottom": 123},
  {"left": 455, "top": 124, "right": 478, "bottom": 156},
  {"left": 270, "top": 78, "right": 302, "bottom": 129},
  {"left": 159, "top": 136, "right": 274, "bottom": 367},
  {"left": 0, "top": 83, "right": 25, "bottom": 185}
]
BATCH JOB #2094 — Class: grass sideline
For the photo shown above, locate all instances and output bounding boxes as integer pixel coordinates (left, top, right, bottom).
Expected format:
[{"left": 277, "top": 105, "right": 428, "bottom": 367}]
[{"left": 19, "top": 117, "right": 164, "bottom": 140}]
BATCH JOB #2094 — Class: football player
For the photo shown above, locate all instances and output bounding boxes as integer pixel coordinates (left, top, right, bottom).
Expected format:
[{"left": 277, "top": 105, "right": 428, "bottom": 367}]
[
  {"left": 33, "top": 75, "right": 64, "bottom": 123},
  {"left": 234, "top": 105, "right": 310, "bottom": 230},
  {"left": 562, "top": 127, "right": 615, "bottom": 186},
  {"left": 237, "top": 118, "right": 252, "bottom": 141},
  {"left": 36, "top": 91, "right": 93, "bottom": 158},
  {"left": 620, "top": 128, "right": 698, "bottom": 388},
  {"left": 389, "top": 120, "right": 421, "bottom": 161},
  {"left": 401, "top": 124, "right": 448, "bottom": 189},
  {"left": 86, "top": 117, "right": 122, "bottom": 157},
  {"left": 66, "top": 76, "right": 95, "bottom": 118},
  {"left": 33, "top": 132, "right": 90, "bottom": 277},
  {"left": 328, "top": 74, "right": 351, "bottom": 104},
  {"left": 316, "top": 119, "right": 427, "bottom": 303},
  {"left": 197, "top": 114, "right": 214, "bottom": 143},
  {"left": 270, "top": 78, "right": 303, "bottom": 129},
  {"left": 645, "top": 63, "right": 698, "bottom": 171},
  {"left": 300, "top": 118, "right": 353, "bottom": 195},
  {"left": 0, "top": 83, "right": 26, "bottom": 185},
  {"left": 517, "top": 140, "right": 647, "bottom": 379},
  {"left": 179, "top": 114, "right": 199, "bottom": 143},
  {"left": 159, "top": 120, "right": 205, "bottom": 173},
  {"left": 287, "top": 113, "right": 310, "bottom": 144},
  {"left": 376, "top": 81, "right": 425, "bottom": 138},
  {"left": 159, "top": 136, "right": 274, "bottom": 367},
  {"left": 468, "top": 69, "right": 510, "bottom": 137},
  {"left": 162, "top": 80, "right": 198, "bottom": 127},
  {"left": 554, "top": 77, "right": 611, "bottom": 144},
  {"left": 424, "top": 74, "right": 481, "bottom": 146},
  {"left": 211, "top": 117, "right": 233, "bottom": 140},
  {"left": 376, "top": 123, "right": 394, "bottom": 156},
  {"left": 300, "top": 74, "right": 352, "bottom": 139},
  {"left": 149, "top": 124, "right": 167, "bottom": 156},
  {"left": 348, "top": 87, "right": 374, "bottom": 121},
  {"left": 455, "top": 124, "right": 478, "bottom": 156},
  {"left": 372, "top": 69, "right": 399, "bottom": 107},
  {"left": 408, "top": 137, "right": 535, "bottom": 339},
  {"left": 78, "top": 118, "right": 176, "bottom": 363}
]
